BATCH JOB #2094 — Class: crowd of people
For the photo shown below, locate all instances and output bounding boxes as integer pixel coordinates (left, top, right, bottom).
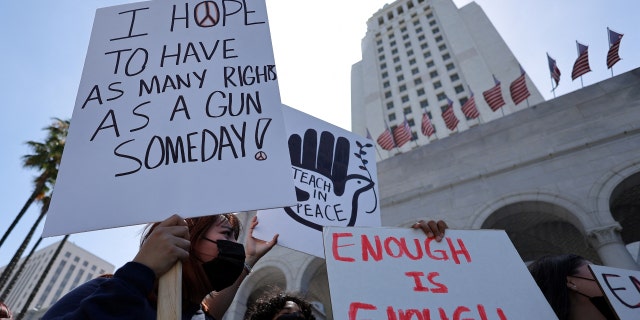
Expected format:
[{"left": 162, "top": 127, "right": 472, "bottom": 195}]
[{"left": 2, "top": 213, "right": 618, "bottom": 320}]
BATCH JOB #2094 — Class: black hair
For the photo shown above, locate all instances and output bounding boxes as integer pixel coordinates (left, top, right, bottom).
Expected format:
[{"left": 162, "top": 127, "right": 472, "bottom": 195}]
[{"left": 246, "top": 289, "right": 316, "bottom": 320}]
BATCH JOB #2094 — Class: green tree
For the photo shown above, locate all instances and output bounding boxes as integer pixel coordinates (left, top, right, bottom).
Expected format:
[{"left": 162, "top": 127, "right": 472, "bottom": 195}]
[{"left": 0, "top": 118, "right": 69, "bottom": 289}]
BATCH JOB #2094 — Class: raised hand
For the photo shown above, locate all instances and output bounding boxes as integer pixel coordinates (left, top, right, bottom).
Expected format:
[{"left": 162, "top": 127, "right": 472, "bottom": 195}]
[
  {"left": 244, "top": 216, "right": 278, "bottom": 267},
  {"left": 412, "top": 220, "right": 448, "bottom": 242}
]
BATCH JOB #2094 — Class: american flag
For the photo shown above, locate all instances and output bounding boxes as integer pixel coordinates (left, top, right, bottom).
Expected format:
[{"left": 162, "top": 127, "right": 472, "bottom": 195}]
[
  {"left": 571, "top": 42, "right": 591, "bottom": 80},
  {"left": 547, "top": 53, "right": 561, "bottom": 87},
  {"left": 392, "top": 116, "right": 412, "bottom": 147},
  {"left": 442, "top": 98, "right": 459, "bottom": 131},
  {"left": 461, "top": 89, "right": 479, "bottom": 119},
  {"left": 421, "top": 111, "right": 435, "bottom": 137},
  {"left": 376, "top": 125, "right": 395, "bottom": 150},
  {"left": 509, "top": 65, "right": 530, "bottom": 105},
  {"left": 607, "top": 28, "right": 623, "bottom": 69},
  {"left": 482, "top": 75, "right": 506, "bottom": 111}
]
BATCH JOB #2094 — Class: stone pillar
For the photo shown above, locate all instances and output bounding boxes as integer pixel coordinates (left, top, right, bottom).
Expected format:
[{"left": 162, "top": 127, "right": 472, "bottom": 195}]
[{"left": 587, "top": 224, "right": 640, "bottom": 270}]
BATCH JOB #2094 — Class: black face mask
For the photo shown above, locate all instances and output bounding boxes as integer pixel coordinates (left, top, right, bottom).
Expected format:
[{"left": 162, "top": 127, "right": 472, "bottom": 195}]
[
  {"left": 276, "top": 312, "right": 306, "bottom": 320},
  {"left": 201, "top": 239, "right": 245, "bottom": 291}
]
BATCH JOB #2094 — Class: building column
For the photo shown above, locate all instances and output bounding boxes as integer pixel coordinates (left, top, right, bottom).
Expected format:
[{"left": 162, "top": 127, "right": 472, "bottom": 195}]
[{"left": 587, "top": 224, "right": 640, "bottom": 270}]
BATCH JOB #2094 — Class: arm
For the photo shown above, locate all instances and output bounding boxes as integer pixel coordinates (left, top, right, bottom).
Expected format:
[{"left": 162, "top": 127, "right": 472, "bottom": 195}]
[{"left": 204, "top": 216, "right": 278, "bottom": 320}]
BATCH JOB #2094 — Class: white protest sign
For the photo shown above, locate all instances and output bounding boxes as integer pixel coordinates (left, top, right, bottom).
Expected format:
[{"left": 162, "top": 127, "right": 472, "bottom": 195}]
[
  {"left": 589, "top": 264, "right": 640, "bottom": 320},
  {"left": 255, "top": 105, "right": 380, "bottom": 257},
  {"left": 323, "top": 227, "right": 558, "bottom": 320},
  {"left": 44, "top": 0, "right": 295, "bottom": 237}
]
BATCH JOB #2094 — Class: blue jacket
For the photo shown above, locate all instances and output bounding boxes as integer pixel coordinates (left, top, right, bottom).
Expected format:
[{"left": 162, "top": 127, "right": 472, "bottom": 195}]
[{"left": 42, "top": 262, "right": 214, "bottom": 320}]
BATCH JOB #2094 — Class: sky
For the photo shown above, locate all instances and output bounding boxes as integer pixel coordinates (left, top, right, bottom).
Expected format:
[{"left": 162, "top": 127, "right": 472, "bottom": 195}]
[{"left": 1, "top": 0, "right": 639, "bottom": 271}]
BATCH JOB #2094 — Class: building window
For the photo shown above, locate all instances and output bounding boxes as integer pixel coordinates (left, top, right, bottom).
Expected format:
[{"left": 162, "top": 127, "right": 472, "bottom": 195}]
[
  {"left": 402, "top": 34, "right": 409, "bottom": 40},
  {"left": 399, "top": 84, "right": 407, "bottom": 92},
  {"left": 385, "top": 91, "right": 392, "bottom": 98},
  {"left": 380, "top": 63, "right": 387, "bottom": 70},
  {"left": 437, "top": 92, "right": 447, "bottom": 101},
  {"left": 388, "top": 33, "right": 395, "bottom": 39},
  {"left": 442, "top": 53, "right": 451, "bottom": 60},
  {"left": 397, "top": 74, "right": 405, "bottom": 81},
  {"left": 401, "top": 95, "right": 410, "bottom": 103},
  {"left": 388, "top": 113, "right": 396, "bottom": 121},
  {"left": 418, "top": 35, "right": 426, "bottom": 41},
  {"left": 429, "top": 20, "right": 436, "bottom": 26},
  {"left": 404, "top": 107, "right": 412, "bottom": 114},
  {"left": 440, "top": 104, "right": 449, "bottom": 112},
  {"left": 450, "top": 73, "right": 460, "bottom": 81},
  {"left": 387, "top": 12, "right": 394, "bottom": 20},
  {"left": 433, "top": 81, "right": 442, "bottom": 89},
  {"left": 415, "top": 27, "right": 423, "bottom": 33},
  {"left": 420, "top": 43, "right": 428, "bottom": 49},
  {"left": 383, "top": 81, "right": 390, "bottom": 88},
  {"left": 400, "top": 26, "right": 407, "bottom": 33},
  {"left": 446, "top": 63, "right": 455, "bottom": 71},
  {"left": 379, "top": 54, "right": 385, "bottom": 61},
  {"left": 382, "top": 71, "right": 389, "bottom": 79},
  {"left": 387, "top": 101, "right": 394, "bottom": 109},
  {"left": 407, "top": 49, "right": 415, "bottom": 56},
  {"left": 408, "top": 1, "right": 414, "bottom": 9},
  {"left": 414, "top": 78, "right": 423, "bottom": 85},
  {"left": 65, "top": 252, "right": 71, "bottom": 258},
  {"left": 378, "top": 17, "right": 384, "bottom": 26},
  {"left": 420, "top": 99, "right": 429, "bottom": 108},
  {"left": 393, "top": 56, "right": 400, "bottom": 63},
  {"left": 454, "top": 85, "right": 464, "bottom": 93},
  {"left": 395, "top": 65, "right": 402, "bottom": 72},
  {"left": 411, "top": 68, "right": 419, "bottom": 75},
  {"left": 439, "top": 44, "right": 447, "bottom": 51},
  {"left": 377, "top": 47, "right": 384, "bottom": 53},
  {"left": 426, "top": 12, "right": 433, "bottom": 19},
  {"left": 409, "top": 58, "right": 416, "bottom": 65},
  {"left": 391, "top": 48, "right": 398, "bottom": 55},
  {"left": 435, "top": 35, "right": 443, "bottom": 42},
  {"left": 432, "top": 27, "right": 440, "bottom": 34},
  {"left": 426, "top": 60, "right": 435, "bottom": 68},
  {"left": 430, "top": 70, "right": 438, "bottom": 78},
  {"left": 417, "top": 88, "right": 426, "bottom": 96},
  {"left": 413, "top": 19, "right": 420, "bottom": 26},
  {"left": 408, "top": 118, "right": 416, "bottom": 126},
  {"left": 390, "top": 40, "right": 397, "bottom": 47}
]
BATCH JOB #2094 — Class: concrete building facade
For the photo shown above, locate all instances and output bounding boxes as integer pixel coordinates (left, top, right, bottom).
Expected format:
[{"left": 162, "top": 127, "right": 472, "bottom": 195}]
[
  {"left": 351, "top": 0, "right": 544, "bottom": 160},
  {"left": 0, "top": 240, "right": 114, "bottom": 319}
]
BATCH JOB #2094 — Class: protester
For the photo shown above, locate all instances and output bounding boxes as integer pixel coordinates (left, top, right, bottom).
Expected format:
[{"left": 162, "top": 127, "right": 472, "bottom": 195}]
[
  {"left": 245, "top": 289, "right": 315, "bottom": 320},
  {"left": 528, "top": 254, "right": 617, "bottom": 320},
  {"left": 0, "top": 302, "right": 12, "bottom": 320},
  {"left": 42, "top": 214, "right": 277, "bottom": 320}
]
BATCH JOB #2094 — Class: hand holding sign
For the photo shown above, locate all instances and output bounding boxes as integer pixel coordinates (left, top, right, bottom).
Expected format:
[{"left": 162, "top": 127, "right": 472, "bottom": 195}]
[
  {"left": 133, "top": 214, "right": 190, "bottom": 277},
  {"left": 285, "top": 129, "right": 374, "bottom": 231}
]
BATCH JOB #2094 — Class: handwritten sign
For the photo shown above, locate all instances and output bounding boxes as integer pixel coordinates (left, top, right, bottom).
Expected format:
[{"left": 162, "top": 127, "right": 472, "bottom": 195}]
[
  {"left": 255, "top": 105, "right": 380, "bottom": 257},
  {"left": 589, "top": 264, "right": 640, "bottom": 320},
  {"left": 43, "top": 0, "right": 295, "bottom": 237},
  {"left": 323, "top": 227, "right": 558, "bottom": 320}
]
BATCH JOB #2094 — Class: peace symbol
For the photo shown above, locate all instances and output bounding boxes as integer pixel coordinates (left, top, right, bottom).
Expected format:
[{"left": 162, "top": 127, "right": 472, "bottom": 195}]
[
  {"left": 194, "top": 1, "right": 220, "bottom": 27},
  {"left": 255, "top": 151, "right": 268, "bottom": 161}
]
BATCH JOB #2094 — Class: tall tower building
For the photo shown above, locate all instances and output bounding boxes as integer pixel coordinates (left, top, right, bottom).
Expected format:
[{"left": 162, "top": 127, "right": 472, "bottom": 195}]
[
  {"left": 352, "top": 0, "right": 544, "bottom": 160},
  {"left": 0, "top": 240, "right": 114, "bottom": 319}
]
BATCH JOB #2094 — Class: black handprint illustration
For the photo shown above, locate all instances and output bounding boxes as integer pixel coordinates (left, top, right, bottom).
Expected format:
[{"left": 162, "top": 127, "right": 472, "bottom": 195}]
[{"left": 285, "top": 129, "right": 375, "bottom": 231}]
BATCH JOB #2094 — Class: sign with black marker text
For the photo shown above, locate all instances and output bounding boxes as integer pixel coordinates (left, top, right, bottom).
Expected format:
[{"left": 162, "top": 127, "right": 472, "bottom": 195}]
[
  {"left": 589, "top": 264, "right": 640, "bottom": 320},
  {"left": 44, "top": 0, "right": 295, "bottom": 236}
]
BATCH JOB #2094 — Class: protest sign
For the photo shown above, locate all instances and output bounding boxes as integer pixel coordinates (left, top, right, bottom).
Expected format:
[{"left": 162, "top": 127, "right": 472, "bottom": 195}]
[
  {"left": 589, "top": 264, "right": 640, "bottom": 320},
  {"left": 323, "top": 227, "right": 558, "bottom": 320},
  {"left": 43, "top": 0, "right": 295, "bottom": 237},
  {"left": 255, "top": 105, "right": 380, "bottom": 257}
]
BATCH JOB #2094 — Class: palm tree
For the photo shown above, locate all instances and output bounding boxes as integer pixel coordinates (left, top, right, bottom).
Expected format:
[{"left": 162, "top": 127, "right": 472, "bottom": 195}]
[
  {"left": 0, "top": 118, "right": 68, "bottom": 250},
  {"left": 0, "top": 237, "right": 43, "bottom": 302},
  {"left": 0, "top": 118, "right": 68, "bottom": 294}
]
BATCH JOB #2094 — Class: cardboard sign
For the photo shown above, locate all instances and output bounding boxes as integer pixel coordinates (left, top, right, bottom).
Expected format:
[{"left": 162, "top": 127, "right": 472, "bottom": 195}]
[
  {"left": 255, "top": 105, "right": 380, "bottom": 257},
  {"left": 43, "top": 0, "right": 295, "bottom": 237},
  {"left": 323, "top": 227, "right": 558, "bottom": 320},
  {"left": 589, "top": 264, "right": 640, "bottom": 320}
]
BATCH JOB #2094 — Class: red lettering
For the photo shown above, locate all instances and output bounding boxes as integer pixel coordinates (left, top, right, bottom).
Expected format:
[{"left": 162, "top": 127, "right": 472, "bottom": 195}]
[
  {"left": 438, "top": 308, "right": 450, "bottom": 320},
  {"left": 362, "top": 235, "right": 383, "bottom": 261},
  {"left": 400, "top": 309, "right": 423, "bottom": 320},
  {"left": 427, "top": 272, "right": 448, "bottom": 293},
  {"left": 387, "top": 306, "right": 398, "bottom": 320},
  {"left": 384, "top": 237, "right": 405, "bottom": 258},
  {"left": 405, "top": 271, "right": 430, "bottom": 292},
  {"left": 477, "top": 304, "right": 487, "bottom": 320},
  {"left": 405, "top": 238, "right": 424, "bottom": 260},
  {"left": 425, "top": 238, "right": 448, "bottom": 261},
  {"left": 348, "top": 302, "right": 376, "bottom": 320},
  {"left": 446, "top": 238, "right": 472, "bottom": 264},
  {"left": 452, "top": 306, "right": 471, "bottom": 320},
  {"left": 497, "top": 308, "right": 507, "bottom": 320},
  {"left": 332, "top": 233, "right": 355, "bottom": 262}
]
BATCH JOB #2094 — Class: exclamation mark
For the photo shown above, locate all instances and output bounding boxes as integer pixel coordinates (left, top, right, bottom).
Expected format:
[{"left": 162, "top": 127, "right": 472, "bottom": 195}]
[{"left": 254, "top": 118, "right": 272, "bottom": 161}]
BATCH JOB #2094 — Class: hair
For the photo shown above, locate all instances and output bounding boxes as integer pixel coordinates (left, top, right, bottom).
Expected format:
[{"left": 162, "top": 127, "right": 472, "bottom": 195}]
[
  {"left": 142, "top": 214, "right": 241, "bottom": 311},
  {"left": 245, "top": 289, "right": 316, "bottom": 320},
  {"left": 0, "top": 301, "right": 12, "bottom": 319},
  {"left": 528, "top": 254, "right": 587, "bottom": 320}
]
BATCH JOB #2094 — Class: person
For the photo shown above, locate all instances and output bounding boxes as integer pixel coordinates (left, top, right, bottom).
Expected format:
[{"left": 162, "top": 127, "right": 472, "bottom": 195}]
[
  {"left": 528, "top": 254, "right": 617, "bottom": 320},
  {"left": 0, "top": 301, "right": 12, "bottom": 320},
  {"left": 242, "top": 219, "right": 448, "bottom": 320},
  {"left": 42, "top": 214, "right": 277, "bottom": 320},
  {"left": 244, "top": 290, "right": 315, "bottom": 320}
]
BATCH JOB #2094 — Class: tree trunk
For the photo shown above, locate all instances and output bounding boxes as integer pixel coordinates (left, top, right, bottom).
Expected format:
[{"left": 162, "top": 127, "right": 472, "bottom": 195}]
[
  {"left": 15, "top": 235, "right": 68, "bottom": 320},
  {"left": 0, "top": 237, "right": 43, "bottom": 301},
  {"left": 0, "top": 198, "right": 49, "bottom": 290},
  {"left": 0, "top": 176, "right": 46, "bottom": 250}
]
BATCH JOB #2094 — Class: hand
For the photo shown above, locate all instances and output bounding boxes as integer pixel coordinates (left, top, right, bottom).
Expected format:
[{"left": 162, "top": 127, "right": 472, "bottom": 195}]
[
  {"left": 412, "top": 220, "right": 448, "bottom": 242},
  {"left": 133, "top": 214, "right": 190, "bottom": 277},
  {"left": 244, "top": 216, "right": 278, "bottom": 267}
]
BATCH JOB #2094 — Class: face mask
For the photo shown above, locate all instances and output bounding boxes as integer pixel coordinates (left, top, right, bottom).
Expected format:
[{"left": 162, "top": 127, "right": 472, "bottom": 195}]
[
  {"left": 571, "top": 275, "right": 617, "bottom": 320},
  {"left": 201, "top": 239, "right": 245, "bottom": 291},
  {"left": 276, "top": 312, "right": 306, "bottom": 320}
]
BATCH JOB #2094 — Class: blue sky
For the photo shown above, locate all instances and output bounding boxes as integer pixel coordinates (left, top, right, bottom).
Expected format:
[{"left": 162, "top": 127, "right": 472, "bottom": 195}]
[{"left": 1, "top": 0, "right": 639, "bottom": 270}]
